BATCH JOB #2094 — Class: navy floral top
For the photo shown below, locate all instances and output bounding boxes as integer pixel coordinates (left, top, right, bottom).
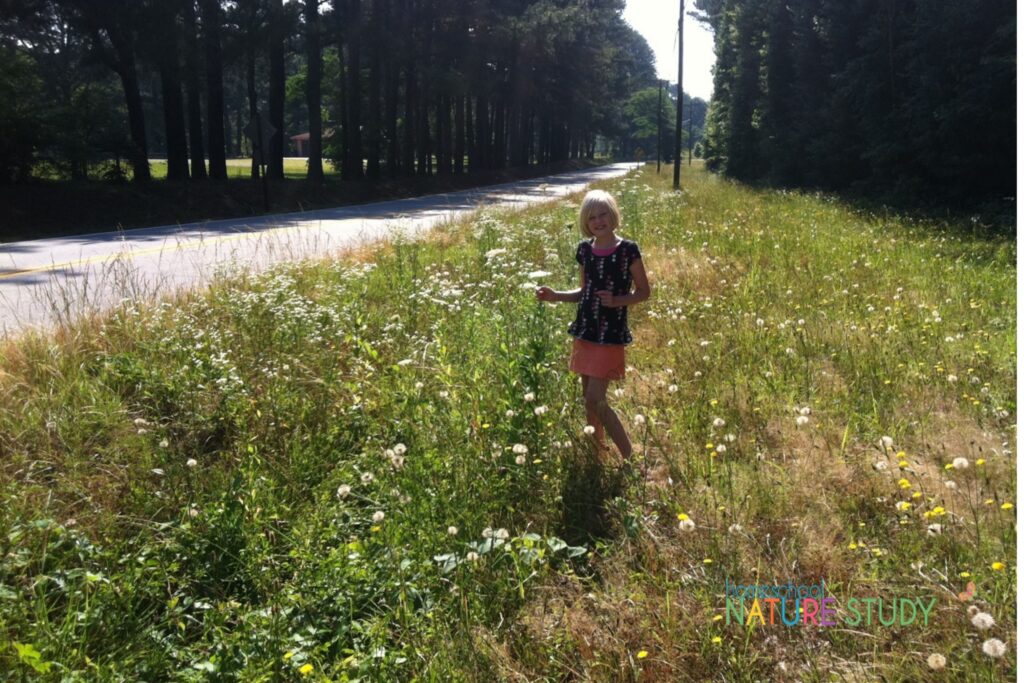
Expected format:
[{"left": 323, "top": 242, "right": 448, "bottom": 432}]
[{"left": 568, "top": 239, "right": 643, "bottom": 345}]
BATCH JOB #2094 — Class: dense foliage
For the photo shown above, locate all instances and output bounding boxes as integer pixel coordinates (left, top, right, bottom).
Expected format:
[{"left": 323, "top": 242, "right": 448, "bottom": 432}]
[
  {"left": 694, "top": 0, "right": 1016, "bottom": 206},
  {"left": 0, "top": 0, "right": 704, "bottom": 184}
]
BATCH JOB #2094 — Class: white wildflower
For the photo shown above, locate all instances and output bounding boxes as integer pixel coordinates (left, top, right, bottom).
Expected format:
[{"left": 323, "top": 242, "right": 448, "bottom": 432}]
[
  {"left": 372, "top": 511, "right": 385, "bottom": 523},
  {"left": 926, "top": 653, "right": 946, "bottom": 670}
]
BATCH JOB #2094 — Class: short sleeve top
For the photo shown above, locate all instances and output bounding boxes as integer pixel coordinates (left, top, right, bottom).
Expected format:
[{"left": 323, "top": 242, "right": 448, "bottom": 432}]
[{"left": 568, "top": 239, "right": 643, "bottom": 345}]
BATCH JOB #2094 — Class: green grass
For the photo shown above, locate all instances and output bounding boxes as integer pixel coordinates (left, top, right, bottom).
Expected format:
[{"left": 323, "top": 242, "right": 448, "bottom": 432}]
[
  {"left": 147, "top": 158, "right": 335, "bottom": 180},
  {"left": 0, "top": 164, "right": 1015, "bottom": 680}
]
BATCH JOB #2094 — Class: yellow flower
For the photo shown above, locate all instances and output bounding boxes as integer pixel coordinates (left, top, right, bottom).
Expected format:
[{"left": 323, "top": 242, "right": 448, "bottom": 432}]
[
  {"left": 712, "top": 614, "right": 723, "bottom": 622},
  {"left": 985, "top": 499, "right": 995, "bottom": 505},
  {"left": 703, "top": 558, "right": 713, "bottom": 564},
  {"left": 896, "top": 451, "right": 906, "bottom": 458},
  {"left": 898, "top": 460, "right": 909, "bottom": 469},
  {"left": 898, "top": 478, "right": 911, "bottom": 489},
  {"left": 299, "top": 663, "right": 314, "bottom": 676},
  {"left": 1001, "top": 502, "right": 1014, "bottom": 510},
  {"left": 911, "top": 491, "right": 922, "bottom": 499},
  {"left": 960, "top": 571, "right": 971, "bottom": 578},
  {"left": 710, "top": 399, "right": 718, "bottom": 407},
  {"left": 677, "top": 513, "right": 690, "bottom": 521},
  {"left": 943, "top": 463, "right": 954, "bottom": 471},
  {"left": 711, "top": 636, "right": 722, "bottom": 644},
  {"left": 847, "top": 542, "right": 857, "bottom": 550},
  {"left": 637, "top": 650, "right": 649, "bottom": 660},
  {"left": 992, "top": 562, "right": 1006, "bottom": 571},
  {"left": 976, "top": 458, "right": 986, "bottom": 466},
  {"left": 706, "top": 442, "right": 714, "bottom": 449},
  {"left": 896, "top": 501, "right": 911, "bottom": 512},
  {"left": 284, "top": 652, "right": 295, "bottom": 661}
]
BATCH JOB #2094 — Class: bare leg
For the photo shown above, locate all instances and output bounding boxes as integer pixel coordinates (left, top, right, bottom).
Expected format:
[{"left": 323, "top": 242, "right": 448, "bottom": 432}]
[
  {"left": 583, "top": 376, "right": 632, "bottom": 459},
  {"left": 581, "top": 375, "right": 607, "bottom": 447}
]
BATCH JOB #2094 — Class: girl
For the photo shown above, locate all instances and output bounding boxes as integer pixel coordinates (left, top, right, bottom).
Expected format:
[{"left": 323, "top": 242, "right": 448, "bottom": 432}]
[{"left": 536, "top": 190, "right": 650, "bottom": 459}]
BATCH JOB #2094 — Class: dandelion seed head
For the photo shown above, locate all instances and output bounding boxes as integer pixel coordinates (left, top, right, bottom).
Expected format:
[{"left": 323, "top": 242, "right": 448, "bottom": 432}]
[
  {"left": 982, "top": 638, "right": 1006, "bottom": 658},
  {"left": 926, "top": 653, "right": 946, "bottom": 670},
  {"left": 953, "top": 457, "right": 969, "bottom": 470},
  {"left": 337, "top": 484, "right": 352, "bottom": 499},
  {"left": 372, "top": 510, "right": 385, "bottom": 523},
  {"left": 971, "top": 612, "right": 995, "bottom": 630}
]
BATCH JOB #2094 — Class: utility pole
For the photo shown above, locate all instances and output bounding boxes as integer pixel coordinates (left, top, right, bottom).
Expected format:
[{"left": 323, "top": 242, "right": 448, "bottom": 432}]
[
  {"left": 657, "top": 80, "right": 664, "bottom": 174},
  {"left": 673, "top": 0, "right": 684, "bottom": 189}
]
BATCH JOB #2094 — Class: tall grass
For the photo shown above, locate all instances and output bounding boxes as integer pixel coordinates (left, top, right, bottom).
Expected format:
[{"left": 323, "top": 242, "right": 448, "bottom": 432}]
[{"left": 0, "top": 164, "right": 1014, "bottom": 681}]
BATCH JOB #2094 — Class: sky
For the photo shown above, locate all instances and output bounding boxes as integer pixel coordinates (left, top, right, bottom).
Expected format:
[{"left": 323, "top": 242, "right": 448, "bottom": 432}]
[{"left": 622, "top": 0, "right": 716, "bottom": 101}]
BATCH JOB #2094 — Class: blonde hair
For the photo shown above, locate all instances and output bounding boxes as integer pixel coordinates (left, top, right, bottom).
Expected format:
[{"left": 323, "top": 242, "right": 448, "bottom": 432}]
[{"left": 577, "top": 190, "right": 621, "bottom": 237}]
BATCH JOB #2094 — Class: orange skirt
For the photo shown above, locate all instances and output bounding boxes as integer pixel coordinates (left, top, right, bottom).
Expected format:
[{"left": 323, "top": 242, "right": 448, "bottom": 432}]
[{"left": 569, "top": 338, "right": 626, "bottom": 380}]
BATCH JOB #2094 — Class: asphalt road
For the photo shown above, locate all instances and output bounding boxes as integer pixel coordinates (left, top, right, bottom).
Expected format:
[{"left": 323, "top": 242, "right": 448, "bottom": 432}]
[{"left": 0, "top": 163, "right": 636, "bottom": 337}]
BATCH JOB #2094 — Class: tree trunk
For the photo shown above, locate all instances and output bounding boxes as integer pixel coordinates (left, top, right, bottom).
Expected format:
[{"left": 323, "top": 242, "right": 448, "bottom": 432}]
[
  {"left": 183, "top": 0, "right": 207, "bottom": 179},
  {"left": 246, "top": 44, "right": 259, "bottom": 178},
  {"left": 344, "top": 0, "right": 363, "bottom": 179},
  {"left": 474, "top": 96, "right": 488, "bottom": 171},
  {"left": 199, "top": 0, "right": 227, "bottom": 179},
  {"left": 156, "top": 6, "right": 189, "bottom": 182},
  {"left": 453, "top": 95, "right": 464, "bottom": 174},
  {"left": 88, "top": 10, "right": 150, "bottom": 182},
  {"left": 267, "top": 0, "right": 286, "bottom": 179},
  {"left": 305, "top": 0, "right": 324, "bottom": 181},
  {"left": 384, "top": 14, "right": 399, "bottom": 177},
  {"left": 365, "top": 0, "right": 383, "bottom": 179}
]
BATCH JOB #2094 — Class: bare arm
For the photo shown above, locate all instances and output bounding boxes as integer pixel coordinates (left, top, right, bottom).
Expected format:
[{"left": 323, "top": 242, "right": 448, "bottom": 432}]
[
  {"left": 595, "top": 258, "right": 651, "bottom": 308},
  {"left": 535, "top": 265, "right": 584, "bottom": 303}
]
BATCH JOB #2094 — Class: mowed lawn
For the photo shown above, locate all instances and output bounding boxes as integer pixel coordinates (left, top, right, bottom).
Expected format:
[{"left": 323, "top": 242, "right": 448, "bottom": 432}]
[
  {"left": 0, "top": 164, "right": 1014, "bottom": 680},
  {"left": 149, "top": 157, "right": 334, "bottom": 180}
]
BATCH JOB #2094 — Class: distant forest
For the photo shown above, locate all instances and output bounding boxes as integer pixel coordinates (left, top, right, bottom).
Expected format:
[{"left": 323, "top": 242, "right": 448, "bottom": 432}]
[
  {"left": 694, "top": 0, "right": 1015, "bottom": 206},
  {"left": 0, "top": 0, "right": 708, "bottom": 184}
]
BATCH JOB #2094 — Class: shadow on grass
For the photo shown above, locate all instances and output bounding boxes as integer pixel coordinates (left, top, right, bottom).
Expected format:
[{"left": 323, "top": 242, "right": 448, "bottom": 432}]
[{"left": 558, "top": 450, "right": 628, "bottom": 547}]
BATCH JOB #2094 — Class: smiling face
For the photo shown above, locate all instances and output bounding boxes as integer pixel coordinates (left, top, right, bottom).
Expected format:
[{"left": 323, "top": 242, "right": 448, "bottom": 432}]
[
  {"left": 578, "top": 190, "right": 621, "bottom": 238},
  {"left": 587, "top": 206, "right": 615, "bottom": 237}
]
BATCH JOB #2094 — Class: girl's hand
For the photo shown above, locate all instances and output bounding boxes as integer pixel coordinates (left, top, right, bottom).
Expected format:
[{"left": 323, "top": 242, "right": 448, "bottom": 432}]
[
  {"left": 535, "top": 286, "right": 556, "bottom": 302},
  {"left": 595, "top": 290, "right": 619, "bottom": 307}
]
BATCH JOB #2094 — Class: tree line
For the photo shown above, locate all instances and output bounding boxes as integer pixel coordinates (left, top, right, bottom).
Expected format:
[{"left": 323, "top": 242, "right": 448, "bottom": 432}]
[
  {"left": 694, "top": 0, "right": 1015, "bottom": 205},
  {"left": 1, "top": 0, "right": 707, "bottom": 185}
]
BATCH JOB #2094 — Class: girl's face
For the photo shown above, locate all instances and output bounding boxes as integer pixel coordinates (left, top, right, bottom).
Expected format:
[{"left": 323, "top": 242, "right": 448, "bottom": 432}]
[{"left": 587, "top": 206, "right": 615, "bottom": 237}]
